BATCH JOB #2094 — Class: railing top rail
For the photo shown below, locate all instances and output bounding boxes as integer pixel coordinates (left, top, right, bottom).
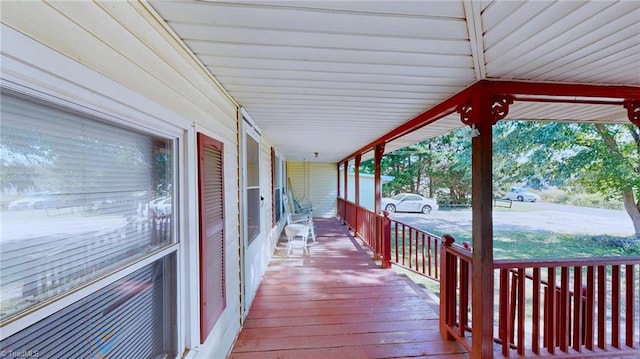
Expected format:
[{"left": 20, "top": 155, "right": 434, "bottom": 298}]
[
  {"left": 494, "top": 256, "right": 640, "bottom": 269},
  {"left": 389, "top": 218, "right": 441, "bottom": 239},
  {"left": 340, "top": 198, "right": 387, "bottom": 219},
  {"left": 444, "top": 243, "right": 472, "bottom": 260}
]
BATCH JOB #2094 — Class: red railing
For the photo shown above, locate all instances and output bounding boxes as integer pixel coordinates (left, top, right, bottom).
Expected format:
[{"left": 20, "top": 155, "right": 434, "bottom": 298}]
[
  {"left": 439, "top": 235, "right": 473, "bottom": 351},
  {"left": 390, "top": 219, "right": 442, "bottom": 282},
  {"left": 337, "top": 198, "right": 443, "bottom": 277},
  {"left": 337, "top": 198, "right": 391, "bottom": 268},
  {"left": 494, "top": 257, "right": 640, "bottom": 357},
  {"left": 441, "top": 235, "right": 640, "bottom": 357},
  {"left": 338, "top": 198, "right": 639, "bottom": 357}
]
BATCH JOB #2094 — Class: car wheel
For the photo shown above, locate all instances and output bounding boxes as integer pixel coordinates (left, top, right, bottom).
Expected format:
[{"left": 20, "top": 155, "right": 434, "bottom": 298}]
[
  {"left": 517, "top": 195, "right": 524, "bottom": 201},
  {"left": 422, "top": 205, "right": 432, "bottom": 214},
  {"left": 385, "top": 204, "right": 396, "bottom": 213}
]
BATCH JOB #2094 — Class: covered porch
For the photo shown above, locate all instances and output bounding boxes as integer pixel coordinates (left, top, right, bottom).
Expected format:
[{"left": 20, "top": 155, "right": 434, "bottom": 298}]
[
  {"left": 1, "top": 2, "right": 638, "bottom": 358},
  {"left": 230, "top": 218, "right": 469, "bottom": 359}
]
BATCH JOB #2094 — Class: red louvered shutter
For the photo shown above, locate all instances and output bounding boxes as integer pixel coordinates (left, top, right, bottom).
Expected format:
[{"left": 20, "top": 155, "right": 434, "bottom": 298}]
[{"left": 197, "top": 133, "right": 226, "bottom": 341}]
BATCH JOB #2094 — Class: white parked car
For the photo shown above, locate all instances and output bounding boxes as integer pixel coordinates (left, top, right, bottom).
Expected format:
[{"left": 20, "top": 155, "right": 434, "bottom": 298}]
[
  {"left": 503, "top": 187, "right": 540, "bottom": 202},
  {"left": 381, "top": 193, "right": 439, "bottom": 214}
]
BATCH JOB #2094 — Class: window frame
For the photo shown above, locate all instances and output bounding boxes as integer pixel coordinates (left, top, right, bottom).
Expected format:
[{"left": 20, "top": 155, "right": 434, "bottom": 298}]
[
  {"left": 0, "top": 90, "right": 183, "bottom": 345},
  {"left": 271, "top": 148, "right": 285, "bottom": 226},
  {"left": 1, "top": 23, "right": 201, "bottom": 355},
  {"left": 242, "top": 122, "right": 262, "bottom": 246}
]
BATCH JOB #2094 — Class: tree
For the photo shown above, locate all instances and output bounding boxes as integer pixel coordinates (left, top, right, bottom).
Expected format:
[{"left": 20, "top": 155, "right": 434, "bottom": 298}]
[
  {"left": 361, "top": 128, "right": 472, "bottom": 202},
  {"left": 498, "top": 121, "right": 640, "bottom": 238}
]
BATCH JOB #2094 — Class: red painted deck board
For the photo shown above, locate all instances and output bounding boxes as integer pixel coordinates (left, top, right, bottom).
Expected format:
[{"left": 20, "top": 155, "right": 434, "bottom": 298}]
[{"left": 228, "top": 218, "right": 469, "bottom": 358}]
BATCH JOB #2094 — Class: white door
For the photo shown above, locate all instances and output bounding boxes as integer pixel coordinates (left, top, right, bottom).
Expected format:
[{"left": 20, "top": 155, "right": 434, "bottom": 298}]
[{"left": 240, "top": 120, "right": 262, "bottom": 317}]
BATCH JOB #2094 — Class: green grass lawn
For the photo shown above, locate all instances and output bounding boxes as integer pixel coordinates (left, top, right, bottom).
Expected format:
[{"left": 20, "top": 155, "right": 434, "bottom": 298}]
[{"left": 425, "top": 228, "right": 639, "bottom": 259}]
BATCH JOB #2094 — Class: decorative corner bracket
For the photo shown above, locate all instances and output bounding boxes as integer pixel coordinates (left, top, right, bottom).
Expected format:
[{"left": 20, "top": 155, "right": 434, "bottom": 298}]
[
  {"left": 374, "top": 143, "right": 385, "bottom": 160},
  {"left": 624, "top": 101, "right": 640, "bottom": 127},
  {"left": 491, "top": 95, "right": 514, "bottom": 124},
  {"left": 457, "top": 95, "right": 514, "bottom": 127},
  {"left": 457, "top": 102, "right": 473, "bottom": 126}
]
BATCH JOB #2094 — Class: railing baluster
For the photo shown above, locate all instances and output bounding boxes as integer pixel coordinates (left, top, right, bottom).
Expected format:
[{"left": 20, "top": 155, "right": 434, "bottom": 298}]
[
  {"left": 585, "top": 266, "right": 595, "bottom": 350},
  {"left": 427, "top": 235, "right": 432, "bottom": 277},
  {"left": 597, "top": 265, "right": 606, "bottom": 349},
  {"left": 402, "top": 224, "right": 407, "bottom": 265},
  {"left": 559, "top": 267, "right": 570, "bottom": 352},
  {"left": 500, "top": 268, "right": 511, "bottom": 356},
  {"left": 517, "top": 268, "right": 525, "bottom": 355},
  {"left": 532, "top": 268, "right": 541, "bottom": 354},
  {"left": 572, "top": 266, "right": 583, "bottom": 352},
  {"left": 625, "top": 264, "right": 635, "bottom": 348},
  {"left": 510, "top": 271, "right": 518, "bottom": 346},
  {"left": 409, "top": 227, "right": 413, "bottom": 269},
  {"left": 415, "top": 230, "right": 420, "bottom": 272},
  {"left": 434, "top": 238, "right": 439, "bottom": 279},
  {"left": 451, "top": 252, "right": 458, "bottom": 331},
  {"left": 546, "top": 266, "right": 556, "bottom": 354},
  {"left": 612, "top": 264, "right": 621, "bottom": 348},
  {"left": 460, "top": 258, "right": 469, "bottom": 338},
  {"left": 394, "top": 223, "right": 398, "bottom": 263},
  {"left": 421, "top": 233, "right": 426, "bottom": 275},
  {"left": 439, "top": 235, "right": 455, "bottom": 341}
]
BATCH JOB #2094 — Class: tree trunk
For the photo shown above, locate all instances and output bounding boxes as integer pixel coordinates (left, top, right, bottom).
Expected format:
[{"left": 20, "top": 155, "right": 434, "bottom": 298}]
[
  {"left": 596, "top": 124, "right": 640, "bottom": 238},
  {"left": 622, "top": 189, "right": 640, "bottom": 239}
]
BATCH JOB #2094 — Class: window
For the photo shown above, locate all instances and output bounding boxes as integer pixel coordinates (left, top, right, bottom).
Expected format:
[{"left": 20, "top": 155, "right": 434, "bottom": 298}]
[
  {"left": 0, "top": 255, "right": 176, "bottom": 358},
  {"left": 272, "top": 149, "right": 285, "bottom": 225},
  {"left": 244, "top": 128, "right": 260, "bottom": 244},
  {"left": 0, "top": 90, "right": 177, "bottom": 356}
]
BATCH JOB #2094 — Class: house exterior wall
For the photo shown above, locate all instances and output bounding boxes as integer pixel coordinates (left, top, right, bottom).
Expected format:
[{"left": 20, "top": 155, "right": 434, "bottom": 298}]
[
  {"left": 287, "top": 162, "right": 337, "bottom": 217},
  {"left": 0, "top": 2, "right": 285, "bottom": 358},
  {"left": 347, "top": 173, "right": 377, "bottom": 211},
  {"left": 339, "top": 170, "right": 391, "bottom": 211}
]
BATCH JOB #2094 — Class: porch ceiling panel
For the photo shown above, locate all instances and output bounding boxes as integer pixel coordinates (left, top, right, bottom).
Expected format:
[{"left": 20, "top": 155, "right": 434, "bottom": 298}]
[
  {"left": 148, "top": 0, "right": 639, "bottom": 163},
  {"left": 506, "top": 102, "right": 629, "bottom": 124},
  {"left": 483, "top": 1, "right": 640, "bottom": 84}
]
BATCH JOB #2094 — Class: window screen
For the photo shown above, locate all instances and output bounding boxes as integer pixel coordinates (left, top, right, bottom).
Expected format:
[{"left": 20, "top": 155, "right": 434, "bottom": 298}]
[
  {"left": 0, "top": 255, "right": 176, "bottom": 358},
  {"left": 0, "top": 91, "right": 174, "bottom": 321},
  {"left": 245, "top": 132, "right": 260, "bottom": 244}
]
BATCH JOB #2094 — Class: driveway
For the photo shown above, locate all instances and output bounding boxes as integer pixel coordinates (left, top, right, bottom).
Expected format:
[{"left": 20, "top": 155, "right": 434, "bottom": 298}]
[{"left": 389, "top": 202, "right": 634, "bottom": 237}]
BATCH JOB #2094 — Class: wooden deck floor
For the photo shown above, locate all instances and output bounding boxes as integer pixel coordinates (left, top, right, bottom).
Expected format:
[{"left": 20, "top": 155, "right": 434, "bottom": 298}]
[{"left": 229, "top": 218, "right": 469, "bottom": 359}]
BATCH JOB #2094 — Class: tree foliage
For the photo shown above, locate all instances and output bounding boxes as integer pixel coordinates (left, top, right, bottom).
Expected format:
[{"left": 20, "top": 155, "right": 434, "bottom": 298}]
[
  {"left": 361, "top": 120, "right": 640, "bottom": 237},
  {"left": 362, "top": 128, "right": 471, "bottom": 203},
  {"left": 497, "top": 121, "right": 640, "bottom": 237}
]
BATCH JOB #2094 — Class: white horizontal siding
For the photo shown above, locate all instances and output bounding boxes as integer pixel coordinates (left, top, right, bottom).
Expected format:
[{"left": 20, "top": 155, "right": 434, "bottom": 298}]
[
  {"left": 287, "top": 162, "right": 337, "bottom": 218},
  {"left": 310, "top": 163, "right": 338, "bottom": 218},
  {"left": 1, "top": 1, "right": 237, "bottom": 136},
  {"left": 1, "top": 2, "right": 242, "bottom": 358}
]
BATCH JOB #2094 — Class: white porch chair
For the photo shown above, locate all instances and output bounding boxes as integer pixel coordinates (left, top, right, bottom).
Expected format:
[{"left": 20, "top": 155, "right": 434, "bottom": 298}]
[
  {"left": 284, "top": 224, "right": 309, "bottom": 256},
  {"left": 283, "top": 193, "right": 316, "bottom": 242}
]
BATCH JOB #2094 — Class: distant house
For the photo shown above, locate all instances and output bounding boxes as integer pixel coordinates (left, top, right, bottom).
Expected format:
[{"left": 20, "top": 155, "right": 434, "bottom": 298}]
[{"left": 346, "top": 172, "right": 394, "bottom": 211}]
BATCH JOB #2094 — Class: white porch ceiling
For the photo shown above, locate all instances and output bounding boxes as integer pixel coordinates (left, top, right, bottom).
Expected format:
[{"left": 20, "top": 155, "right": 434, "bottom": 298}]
[{"left": 148, "top": 0, "right": 640, "bottom": 162}]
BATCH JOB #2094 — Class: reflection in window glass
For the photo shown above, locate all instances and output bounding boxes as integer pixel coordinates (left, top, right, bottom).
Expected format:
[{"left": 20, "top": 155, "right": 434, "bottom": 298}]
[{"left": 0, "top": 91, "right": 174, "bottom": 321}]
